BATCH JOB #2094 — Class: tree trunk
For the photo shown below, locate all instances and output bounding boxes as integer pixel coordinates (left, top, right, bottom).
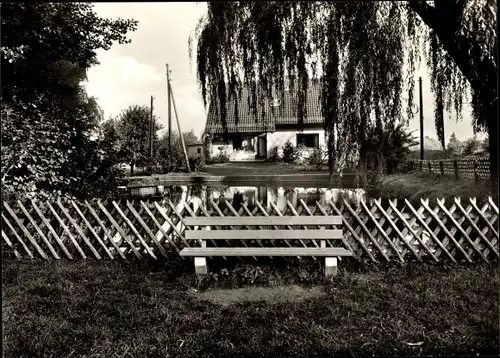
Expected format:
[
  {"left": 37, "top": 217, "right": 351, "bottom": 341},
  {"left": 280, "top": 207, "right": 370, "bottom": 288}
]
[
  {"left": 327, "top": 134, "right": 336, "bottom": 188},
  {"left": 356, "top": 144, "right": 369, "bottom": 189},
  {"left": 487, "top": 99, "right": 498, "bottom": 202},
  {"left": 130, "top": 161, "right": 135, "bottom": 176},
  {"left": 409, "top": 0, "right": 497, "bottom": 191}
]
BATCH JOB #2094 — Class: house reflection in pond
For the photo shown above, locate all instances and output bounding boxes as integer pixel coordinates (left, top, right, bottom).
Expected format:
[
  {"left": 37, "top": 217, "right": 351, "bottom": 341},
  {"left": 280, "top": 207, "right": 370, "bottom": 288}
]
[{"left": 160, "top": 185, "right": 367, "bottom": 213}]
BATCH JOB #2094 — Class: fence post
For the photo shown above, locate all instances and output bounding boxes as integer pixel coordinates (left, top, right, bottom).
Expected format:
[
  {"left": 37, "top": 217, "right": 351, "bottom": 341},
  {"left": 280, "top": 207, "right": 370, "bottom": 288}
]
[
  {"left": 440, "top": 161, "right": 444, "bottom": 176},
  {"left": 428, "top": 161, "right": 432, "bottom": 174},
  {"left": 473, "top": 160, "right": 478, "bottom": 182},
  {"left": 454, "top": 160, "right": 459, "bottom": 180},
  {"left": 419, "top": 160, "right": 423, "bottom": 172}
]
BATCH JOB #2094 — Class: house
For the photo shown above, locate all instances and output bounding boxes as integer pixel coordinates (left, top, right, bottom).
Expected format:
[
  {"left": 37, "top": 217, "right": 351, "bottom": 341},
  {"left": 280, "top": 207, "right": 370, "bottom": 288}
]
[
  {"left": 186, "top": 142, "right": 204, "bottom": 159},
  {"left": 204, "top": 81, "right": 328, "bottom": 161}
]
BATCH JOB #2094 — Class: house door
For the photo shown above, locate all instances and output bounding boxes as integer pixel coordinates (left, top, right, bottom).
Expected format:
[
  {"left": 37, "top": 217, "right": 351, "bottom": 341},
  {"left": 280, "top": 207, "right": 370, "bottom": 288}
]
[{"left": 257, "top": 135, "right": 267, "bottom": 158}]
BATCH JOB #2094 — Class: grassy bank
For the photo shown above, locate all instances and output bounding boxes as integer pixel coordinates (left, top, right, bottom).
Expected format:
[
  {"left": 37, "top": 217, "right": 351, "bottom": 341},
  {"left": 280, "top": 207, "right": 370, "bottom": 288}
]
[
  {"left": 3, "top": 258, "right": 498, "bottom": 357},
  {"left": 369, "top": 171, "right": 492, "bottom": 206}
]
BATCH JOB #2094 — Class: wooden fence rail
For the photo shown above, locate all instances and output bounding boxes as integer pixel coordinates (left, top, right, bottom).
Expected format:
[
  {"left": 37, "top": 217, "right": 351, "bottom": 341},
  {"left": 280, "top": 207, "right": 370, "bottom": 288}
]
[
  {"left": 2, "top": 196, "right": 498, "bottom": 263},
  {"left": 406, "top": 158, "right": 490, "bottom": 181}
]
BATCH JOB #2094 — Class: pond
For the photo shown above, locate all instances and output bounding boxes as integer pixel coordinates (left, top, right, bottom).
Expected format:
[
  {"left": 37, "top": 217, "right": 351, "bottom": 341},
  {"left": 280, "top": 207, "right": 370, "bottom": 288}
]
[{"left": 157, "top": 183, "right": 371, "bottom": 213}]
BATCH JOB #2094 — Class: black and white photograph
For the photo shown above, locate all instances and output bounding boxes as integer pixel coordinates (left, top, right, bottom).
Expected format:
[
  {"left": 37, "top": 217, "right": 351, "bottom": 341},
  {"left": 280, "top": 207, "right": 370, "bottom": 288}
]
[{"left": 1, "top": 1, "right": 498, "bottom": 356}]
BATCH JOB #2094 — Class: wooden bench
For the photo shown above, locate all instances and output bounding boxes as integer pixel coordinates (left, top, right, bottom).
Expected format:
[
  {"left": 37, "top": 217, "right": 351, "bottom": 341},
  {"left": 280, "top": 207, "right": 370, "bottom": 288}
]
[{"left": 179, "top": 215, "right": 353, "bottom": 277}]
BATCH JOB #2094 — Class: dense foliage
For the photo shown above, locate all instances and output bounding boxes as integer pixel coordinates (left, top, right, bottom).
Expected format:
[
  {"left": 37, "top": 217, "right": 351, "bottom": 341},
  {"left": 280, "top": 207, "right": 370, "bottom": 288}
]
[
  {"left": 190, "top": 1, "right": 497, "bottom": 187},
  {"left": 365, "top": 124, "right": 419, "bottom": 175},
  {"left": 1, "top": 3, "right": 137, "bottom": 200}
]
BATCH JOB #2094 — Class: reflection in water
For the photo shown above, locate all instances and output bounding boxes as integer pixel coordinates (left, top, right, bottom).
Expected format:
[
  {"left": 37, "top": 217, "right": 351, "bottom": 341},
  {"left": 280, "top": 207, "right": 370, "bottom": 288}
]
[{"left": 159, "top": 184, "right": 369, "bottom": 213}]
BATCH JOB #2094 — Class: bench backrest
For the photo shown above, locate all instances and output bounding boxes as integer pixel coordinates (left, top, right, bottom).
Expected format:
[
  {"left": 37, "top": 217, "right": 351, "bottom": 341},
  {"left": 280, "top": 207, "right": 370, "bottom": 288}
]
[{"left": 184, "top": 216, "right": 342, "bottom": 227}]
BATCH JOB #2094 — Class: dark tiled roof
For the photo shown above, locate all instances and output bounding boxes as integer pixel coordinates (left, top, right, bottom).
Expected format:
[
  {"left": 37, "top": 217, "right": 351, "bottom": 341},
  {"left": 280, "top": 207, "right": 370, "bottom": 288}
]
[{"left": 204, "top": 81, "right": 324, "bottom": 134}]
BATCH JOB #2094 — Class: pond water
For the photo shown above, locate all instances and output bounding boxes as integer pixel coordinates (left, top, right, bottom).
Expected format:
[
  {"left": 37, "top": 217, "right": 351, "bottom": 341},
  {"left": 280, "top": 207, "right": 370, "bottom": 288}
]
[{"left": 157, "top": 183, "right": 370, "bottom": 213}]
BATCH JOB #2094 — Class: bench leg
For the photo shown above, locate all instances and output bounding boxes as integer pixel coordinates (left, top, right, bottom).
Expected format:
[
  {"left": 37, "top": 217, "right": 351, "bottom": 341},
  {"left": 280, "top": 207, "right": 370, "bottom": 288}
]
[
  {"left": 194, "top": 257, "right": 208, "bottom": 275},
  {"left": 320, "top": 240, "right": 338, "bottom": 277},
  {"left": 194, "top": 239, "right": 208, "bottom": 275},
  {"left": 324, "top": 257, "right": 338, "bottom": 277}
]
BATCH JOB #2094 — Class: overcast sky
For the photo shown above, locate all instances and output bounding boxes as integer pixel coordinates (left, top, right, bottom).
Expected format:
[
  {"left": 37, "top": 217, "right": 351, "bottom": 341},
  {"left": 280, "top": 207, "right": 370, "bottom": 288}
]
[{"left": 85, "top": 2, "right": 477, "bottom": 142}]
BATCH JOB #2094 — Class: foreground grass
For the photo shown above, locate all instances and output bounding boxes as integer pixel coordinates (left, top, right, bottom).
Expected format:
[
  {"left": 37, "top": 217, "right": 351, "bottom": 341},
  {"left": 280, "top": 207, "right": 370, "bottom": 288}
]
[
  {"left": 370, "top": 171, "right": 492, "bottom": 206},
  {"left": 2, "top": 258, "right": 498, "bottom": 357}
]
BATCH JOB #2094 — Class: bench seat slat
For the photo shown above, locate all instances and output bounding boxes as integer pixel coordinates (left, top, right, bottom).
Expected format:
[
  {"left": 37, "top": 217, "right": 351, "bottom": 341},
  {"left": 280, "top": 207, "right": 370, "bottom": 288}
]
[
  {"left": 184, "top": 216, "right": 342, "bottom": 226},
  {"left": 186, "top": 229, "right": 343, "bottom": 240},
  {"left": 180, "top": 247, "right": 353, "bottom": 257}
]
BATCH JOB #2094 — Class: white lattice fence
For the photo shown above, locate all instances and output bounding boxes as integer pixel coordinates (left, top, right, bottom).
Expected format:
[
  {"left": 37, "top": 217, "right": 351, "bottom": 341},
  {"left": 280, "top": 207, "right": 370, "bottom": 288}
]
[{"left": 2, "top": 197, "right": 498, "bottom": 263}]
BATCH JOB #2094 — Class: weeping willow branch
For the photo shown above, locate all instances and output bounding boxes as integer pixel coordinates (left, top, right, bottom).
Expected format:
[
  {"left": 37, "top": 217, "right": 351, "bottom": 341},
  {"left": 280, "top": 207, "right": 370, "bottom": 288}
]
[{"left": 190, "top": 0, "right": 497, "bottom": 182}]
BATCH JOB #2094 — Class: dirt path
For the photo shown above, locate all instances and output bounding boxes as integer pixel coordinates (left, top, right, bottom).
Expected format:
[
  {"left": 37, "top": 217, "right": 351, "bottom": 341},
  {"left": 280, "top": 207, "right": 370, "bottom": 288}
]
[{"left": 189, "top": 285, "right": 326, "bottom": 305}]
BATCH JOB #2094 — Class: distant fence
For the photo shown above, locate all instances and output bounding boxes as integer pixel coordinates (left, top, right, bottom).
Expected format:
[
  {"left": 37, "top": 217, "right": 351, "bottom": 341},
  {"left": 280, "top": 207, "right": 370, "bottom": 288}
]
[
  {"left": 1, "top": 196, "right": 498, "bottom": 263},
  {"left": 406, "top": 158, "right": 490, "bottom": 181}
]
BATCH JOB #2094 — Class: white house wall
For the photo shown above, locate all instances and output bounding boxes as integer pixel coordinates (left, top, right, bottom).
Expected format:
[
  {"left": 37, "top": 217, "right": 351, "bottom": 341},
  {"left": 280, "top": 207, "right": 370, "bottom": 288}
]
[
  {"left": 210, "top": 128, "right": 336, "bottom": 160},
  {"left": 266, "top": 128, "right": 326, "bottom": 158},
  {"left": 210, "top": 139, "right": 234, "bottom": 157}
]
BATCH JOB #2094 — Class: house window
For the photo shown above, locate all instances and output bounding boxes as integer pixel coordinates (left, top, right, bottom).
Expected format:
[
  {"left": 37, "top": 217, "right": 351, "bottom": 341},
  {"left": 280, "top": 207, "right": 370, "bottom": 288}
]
[
  {"left": 197, "top": 147, "right": 201, "bottom": 154},
  {"left": 296, "top": 133, "right": 319, "bottom": 149}
]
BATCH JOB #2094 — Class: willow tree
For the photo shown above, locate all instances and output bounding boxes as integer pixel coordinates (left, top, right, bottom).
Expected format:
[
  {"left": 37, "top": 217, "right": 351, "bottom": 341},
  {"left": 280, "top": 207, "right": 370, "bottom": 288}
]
[{"left": 190, "top": 1, "right": 497, "bottom": 190}]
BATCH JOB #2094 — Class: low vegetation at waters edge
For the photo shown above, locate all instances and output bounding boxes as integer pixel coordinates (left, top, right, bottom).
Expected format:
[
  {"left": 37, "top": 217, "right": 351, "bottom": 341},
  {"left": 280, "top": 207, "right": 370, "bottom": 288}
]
[
  {"left": 370, "top": 171, "right": 493, "bottom": 206},
  {"left": 407, "top": 134, "right": 489, "bottom": 161},
  {"left": 3, "top": 257, "right": 498, "bottom": 357}
]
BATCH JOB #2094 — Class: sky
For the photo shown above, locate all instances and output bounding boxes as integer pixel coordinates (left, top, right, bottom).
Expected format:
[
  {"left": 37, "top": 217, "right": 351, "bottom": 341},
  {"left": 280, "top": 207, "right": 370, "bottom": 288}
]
[{"left": 85, "top": 2, "right": 478, "bottom": 142}]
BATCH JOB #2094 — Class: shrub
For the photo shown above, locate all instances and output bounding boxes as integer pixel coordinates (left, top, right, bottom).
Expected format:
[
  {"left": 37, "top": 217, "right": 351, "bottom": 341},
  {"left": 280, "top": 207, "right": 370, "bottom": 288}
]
[
  {"left": 188, "top": 156, "right": 204, "bottom": 171},
  {"left": 159, "top": 150, "right": 183, "bottom": 173},
  {"left": 282, "top": 140, "right": 298, "bottom": 163},
  {"left": 307, "top": 145, "right": 327, "bottom": 170},
  {"left": 267, "top": 146, "right": 281, "bottom": 162},
  {"left": 294, "top": 144, "right": 307, "bottom": 163},
  {"left": 210, "top": 152, "right": 230, "bottom": 164}
]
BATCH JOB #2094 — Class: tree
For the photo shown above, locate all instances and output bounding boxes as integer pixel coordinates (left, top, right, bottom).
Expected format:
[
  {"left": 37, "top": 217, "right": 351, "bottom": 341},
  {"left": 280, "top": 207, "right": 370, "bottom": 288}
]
[
  {"left": 183, "top": 129, "right": 199, "bottom": 145},
  {"left": 1, "top": 3, "right": 137, "bottom": 199},
  {"left": 157, "top": 132, "right": 186, "bottom": 172},
  {"left": 115, "top": 105, "right": 163, "bottom": 175},
  {"left": 447, "top": 132, "right": 463, "bottom": 157},
  {"left": 461, "top": 136, "right": 483, "bottom": 157},
  {"left": 189, "top": 1, "right": 497, "bottom": 192},
  {"left": 1, "top": 3, "right": 137, "bottom": 105},
  {"left": 154, "top": 130, "right": 197, "bottom": 172},
  {"left": 380, "top": 124, "right": 419, "bottom": 175}
]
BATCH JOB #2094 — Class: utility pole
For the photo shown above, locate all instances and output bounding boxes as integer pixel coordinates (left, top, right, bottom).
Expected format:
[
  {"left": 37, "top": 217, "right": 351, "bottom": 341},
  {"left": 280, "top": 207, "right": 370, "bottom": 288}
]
[
  {"left": 419, "top": 77, "right": 424, "bottom": 160},
  {"left": 169, "top": 82, "right": 191, "bottom": 172},
  {"left": 166, "top": 64, "right": 172, "bottom": 152},
  {"left": 146, "top": 95, "right": 155, "bottom": 174},
  {"left": 150, "top": 95, "right": 154, "bottom": 167}
]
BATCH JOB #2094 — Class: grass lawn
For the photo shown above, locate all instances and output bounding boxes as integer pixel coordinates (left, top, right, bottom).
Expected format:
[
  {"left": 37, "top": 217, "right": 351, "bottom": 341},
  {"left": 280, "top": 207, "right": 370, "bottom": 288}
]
[
  {"left": 3, "top": 257, "right": 498, "bottom": 357},
  {"left": 201, "top": 162, "right": 355, "bottom": 176},
  {"left": 370, "top": 171, "right": 493, "bottom": 206}
]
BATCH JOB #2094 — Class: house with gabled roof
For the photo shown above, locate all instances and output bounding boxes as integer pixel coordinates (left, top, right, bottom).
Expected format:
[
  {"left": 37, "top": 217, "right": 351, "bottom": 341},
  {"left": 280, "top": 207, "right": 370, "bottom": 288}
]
[{"left": 204, "top": 81, "right": 327, "bottom": 161}]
